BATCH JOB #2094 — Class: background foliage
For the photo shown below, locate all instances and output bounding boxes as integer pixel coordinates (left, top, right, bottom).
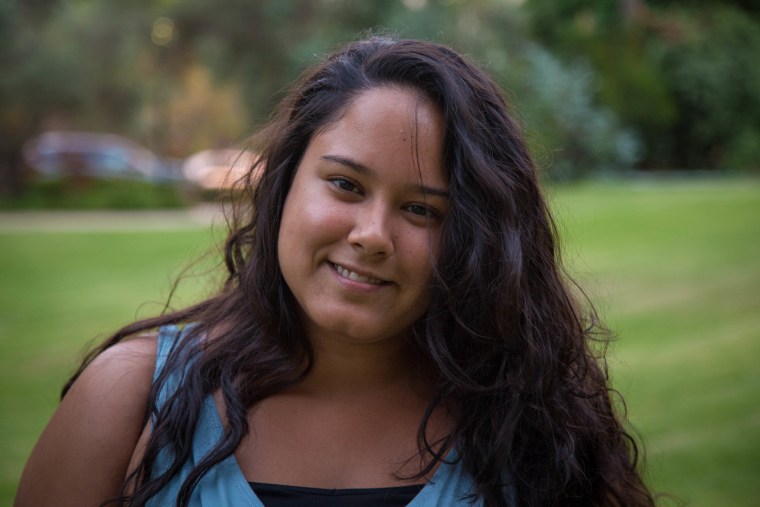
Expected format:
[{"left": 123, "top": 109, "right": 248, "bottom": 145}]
[
  {"left": 3, "top": 0, "right": 759, "bottom": 199},
  {"left": 525, "top": 0, "right": 760, "bottom": 171}
]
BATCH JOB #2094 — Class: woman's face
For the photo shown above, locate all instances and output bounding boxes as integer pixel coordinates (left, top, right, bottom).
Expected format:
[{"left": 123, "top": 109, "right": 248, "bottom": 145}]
[{"left": 277, "top": 86, "right": 448, "bottom": 346}]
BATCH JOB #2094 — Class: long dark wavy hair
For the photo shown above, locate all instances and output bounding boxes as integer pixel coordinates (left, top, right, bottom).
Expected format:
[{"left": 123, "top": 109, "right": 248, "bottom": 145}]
[{"left": 64, "top": 37, "right": 654, "bottom": 507}]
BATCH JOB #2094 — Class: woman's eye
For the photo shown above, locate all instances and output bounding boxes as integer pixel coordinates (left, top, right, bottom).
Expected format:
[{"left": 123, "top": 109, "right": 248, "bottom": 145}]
[
  {"left": 406, "top": 204, "right": 440, "bottom": 219},
  {"left": 329, "top": 177, "right": 361, "bottom": 194}
]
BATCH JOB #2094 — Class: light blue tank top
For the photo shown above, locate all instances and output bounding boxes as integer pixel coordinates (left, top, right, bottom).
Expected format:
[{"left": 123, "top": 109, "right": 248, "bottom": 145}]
[{"left": 147, "top": 325, "right": 484, "bottom": 506}]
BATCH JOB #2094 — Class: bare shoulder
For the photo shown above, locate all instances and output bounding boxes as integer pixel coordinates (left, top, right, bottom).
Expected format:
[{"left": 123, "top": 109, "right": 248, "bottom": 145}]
[
  {"left": 61, "top": 333, "right": 159, "bottom": 424},
  {"left": 80, "top": 332, "right": 159, "bottom": 392},
  {"left": 15, "top": 332, "right": 159, "bottom": 507}
]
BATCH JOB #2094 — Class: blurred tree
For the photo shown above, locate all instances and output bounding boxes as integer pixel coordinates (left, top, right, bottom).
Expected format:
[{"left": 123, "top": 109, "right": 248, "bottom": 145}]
[
  {"left": 161, "top": 64, "right": 247, "bottom": 156},
  {"left": 422, "top": 0, "right": 640, "bottom": 178},
  {"left": 655, "top": 4, "right": 760, "bottom": 169},
  {"left": 39, "top": 1, "right": 149, "bottom": 131},
  {"left": 166, "top": 0, "right": 404, "bottom": 124},
  {"left": 0, "top": 0, "right": 73, "bottom": 196},
  {"left": 523, "top": 0, "right": 760, "bottom": 170},
  {"left": 0, "top": 0, "right": 156, "bottom": 195}
]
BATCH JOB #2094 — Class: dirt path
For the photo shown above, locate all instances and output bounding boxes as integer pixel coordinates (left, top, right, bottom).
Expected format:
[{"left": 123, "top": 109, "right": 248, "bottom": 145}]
[{"left": 0, "top": 204, "right": 227, "bottom": 232}]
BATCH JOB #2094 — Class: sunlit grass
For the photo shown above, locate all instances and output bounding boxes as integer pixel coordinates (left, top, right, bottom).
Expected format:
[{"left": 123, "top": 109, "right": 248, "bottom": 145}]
[
  {"left": 550, "top": 180, "right": 760, "bottom": 505},
  {"left": 1, "top": 179, "right": 758, "bottom": 504},
  {"left": 0, "top": 227, "right": 223, "bottom": 501}
]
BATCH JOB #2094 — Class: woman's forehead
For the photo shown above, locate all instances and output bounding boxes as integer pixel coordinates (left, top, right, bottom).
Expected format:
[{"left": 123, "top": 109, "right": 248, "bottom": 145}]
[{"left": 308, "top": 87, "right": 446, "bottom": 182}]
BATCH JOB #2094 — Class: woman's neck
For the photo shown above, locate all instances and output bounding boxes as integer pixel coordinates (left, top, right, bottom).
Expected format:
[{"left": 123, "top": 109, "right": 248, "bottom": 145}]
[{"left": 298, "top": 332, "right": 427, "bottom": 399}]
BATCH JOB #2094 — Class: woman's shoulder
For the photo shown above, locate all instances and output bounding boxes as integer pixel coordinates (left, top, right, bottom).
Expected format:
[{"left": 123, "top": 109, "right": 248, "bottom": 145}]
[
  {"left": 60, "top": 331, "right": 161, "bottom": 439},
  {"left": 14, "top": 333, "right": 160, "bottom": 506},
  {"left": 89, "top": 331, "right": 160, "bottom": 373},
  {"left": 75, "top": 332, "right": 160, "bottom": 399}
]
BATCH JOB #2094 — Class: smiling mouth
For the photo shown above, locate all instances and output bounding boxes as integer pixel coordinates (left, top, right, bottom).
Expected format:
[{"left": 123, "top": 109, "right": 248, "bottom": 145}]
[{"left": 330, "top": 263, "right": 387, "bottom": 285}]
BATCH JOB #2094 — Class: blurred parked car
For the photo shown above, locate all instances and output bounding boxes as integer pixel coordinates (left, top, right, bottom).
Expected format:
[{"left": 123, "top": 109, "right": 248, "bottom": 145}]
[
  {"left": 182, "top": 149, "right": 259, "bottom": 190},
  {"left": 23, "top": 131, "right": 180, "bottom": 181}
]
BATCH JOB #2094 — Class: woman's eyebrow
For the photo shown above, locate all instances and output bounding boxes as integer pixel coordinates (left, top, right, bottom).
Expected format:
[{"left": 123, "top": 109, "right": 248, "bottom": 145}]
[
  {"left": 321, "top": 154, "right": 373, "bottom": 176},
  {"left": 320, "top": 154, "right": 449, "bottom": 198}
]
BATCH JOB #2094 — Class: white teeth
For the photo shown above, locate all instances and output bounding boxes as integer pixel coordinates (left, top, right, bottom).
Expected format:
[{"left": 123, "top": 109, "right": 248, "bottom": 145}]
[{"left": 333, "top": 264, "right": 384, "bottom": 285}]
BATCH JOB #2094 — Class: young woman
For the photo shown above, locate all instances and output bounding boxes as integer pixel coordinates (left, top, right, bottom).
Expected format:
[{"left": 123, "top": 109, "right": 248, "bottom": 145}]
[{"left": 16, "top": 37, "right": 654, "bottom": 507}]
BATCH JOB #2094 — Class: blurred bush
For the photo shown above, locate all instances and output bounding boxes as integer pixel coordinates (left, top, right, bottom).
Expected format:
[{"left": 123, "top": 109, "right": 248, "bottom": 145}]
[
  {"left": 0, "top": 179, "right": 186, "bottom": 210},
  {"left": 505, "top": 45, "right": 641, "bottom": 179},
  {"left": 655, "top": 4, "right": 760, "bottom": 171},
  {"left": 524, "top": 0, "right": 760, "bottom": 171}
]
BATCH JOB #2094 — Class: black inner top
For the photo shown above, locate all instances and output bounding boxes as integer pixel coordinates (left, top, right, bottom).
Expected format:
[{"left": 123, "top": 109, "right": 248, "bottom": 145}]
[{"left": 249, "top": 482, "right": 425, "bottom": 507}]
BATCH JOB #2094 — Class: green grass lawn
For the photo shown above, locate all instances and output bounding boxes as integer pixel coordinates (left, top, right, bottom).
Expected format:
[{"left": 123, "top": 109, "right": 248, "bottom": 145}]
[
  {"left": 1, "top": 179, "right": 759, "bottom": 505},
  {"left": 548, "top": 179, "right": 760, "bottom": 505}
]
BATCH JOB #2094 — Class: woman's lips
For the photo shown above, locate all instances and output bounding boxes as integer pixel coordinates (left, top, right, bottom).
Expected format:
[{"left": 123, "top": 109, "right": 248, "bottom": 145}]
[{"left": 330, "top": 262, "right": 388, "bottom": 285}]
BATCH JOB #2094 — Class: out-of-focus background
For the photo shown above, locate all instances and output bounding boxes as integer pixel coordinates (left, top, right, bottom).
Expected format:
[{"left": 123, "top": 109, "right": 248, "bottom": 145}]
[{"left": 1, "top": 0, "right": 758, "bottom": 505}]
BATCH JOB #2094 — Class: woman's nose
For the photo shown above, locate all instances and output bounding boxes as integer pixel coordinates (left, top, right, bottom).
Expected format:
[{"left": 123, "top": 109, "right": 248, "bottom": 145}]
[{"left": 347, "top": 203, "right": 394, "bottom": 257}]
